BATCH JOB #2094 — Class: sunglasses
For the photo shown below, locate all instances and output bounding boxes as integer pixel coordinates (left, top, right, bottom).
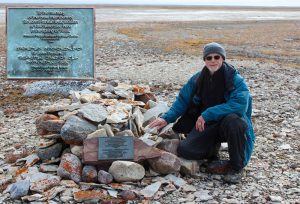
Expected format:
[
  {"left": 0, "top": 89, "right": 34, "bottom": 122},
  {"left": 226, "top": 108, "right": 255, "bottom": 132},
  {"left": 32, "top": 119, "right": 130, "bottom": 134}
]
[{"left": 205, "top": 55, "right": 221, "bottom": 61}]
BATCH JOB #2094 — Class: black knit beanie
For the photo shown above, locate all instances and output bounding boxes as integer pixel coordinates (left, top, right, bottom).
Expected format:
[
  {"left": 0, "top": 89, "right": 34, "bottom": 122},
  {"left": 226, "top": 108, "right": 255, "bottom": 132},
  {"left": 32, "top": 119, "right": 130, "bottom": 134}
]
[{"left": 203, "top": 42, "right": 226, "bottom": 60}]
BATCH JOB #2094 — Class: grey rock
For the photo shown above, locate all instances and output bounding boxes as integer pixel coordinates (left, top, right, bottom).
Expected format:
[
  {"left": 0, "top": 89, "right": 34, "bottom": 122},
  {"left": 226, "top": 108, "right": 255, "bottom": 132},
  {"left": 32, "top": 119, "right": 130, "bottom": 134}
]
[
  {"left": 8, "top": 180, "right": 30, "bottom": 199},
  {"left": 37, "top": 143, "right": 63, "bottom": 161},
  {"left": 87, "top": 128, "right": 107, "bottom": 139},
  {"left": 61, "top": 115, "right": 97, "bottom": 144},
  {"left": 24, "top": 81, "right": 92, "bottom": 97},
  {"left": 98, "top": 170, "right": 113, "bottom": 184},
  {"left": 78, "top": 104, "right": 108, "bottom": 123}
]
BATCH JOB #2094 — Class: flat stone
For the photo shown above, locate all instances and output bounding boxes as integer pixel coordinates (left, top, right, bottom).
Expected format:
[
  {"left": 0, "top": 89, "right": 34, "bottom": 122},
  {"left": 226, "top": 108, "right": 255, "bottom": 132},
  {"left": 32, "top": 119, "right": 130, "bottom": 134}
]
[
  {"left": 164, "top": 174, "right": 187, "bottom": 188},
  {"left": 15, "top": 154, "right": 40, "bottom": 167},
  {"left": 38, "top": 139, "right": 57, "bottom": 149},
  {"left": 87, "top": 128, "right": 107, "bottom": 139},
  {"left": 21, "top": 194, "right": 45, "bottom": 202},
  {"left": 43, "top": 186, "right": 65, "bottom": 200},
  {"left": 114, "top": 87, "right": 133, "bottom": 99},
  {"left": 140, "top": 181, "right": 161, "bottom": 199},
  {"left": 106, "top": 103, "right": 132, "bottom": 123},
  {"left": 78, "top": 104, "right": 108, "bottom": 123},
  {"left": 29, "top": 172, "right": 61, "bottom": 193},
  {"left": 45, "top": 99, "right": 72, "bottom": 112},
  {"left": 39, "top": 164, "right": 58, "bottom": 173}
]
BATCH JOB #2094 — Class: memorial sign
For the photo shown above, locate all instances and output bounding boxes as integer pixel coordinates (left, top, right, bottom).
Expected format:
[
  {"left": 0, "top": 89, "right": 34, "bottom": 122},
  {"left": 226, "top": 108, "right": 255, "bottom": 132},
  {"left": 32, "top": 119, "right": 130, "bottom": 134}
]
[
  {"left": 98, "top": 136, "right": 134, "bottom": 161},
  {"left": 6, "top": 7, "right": 95, "bottom": 79}
]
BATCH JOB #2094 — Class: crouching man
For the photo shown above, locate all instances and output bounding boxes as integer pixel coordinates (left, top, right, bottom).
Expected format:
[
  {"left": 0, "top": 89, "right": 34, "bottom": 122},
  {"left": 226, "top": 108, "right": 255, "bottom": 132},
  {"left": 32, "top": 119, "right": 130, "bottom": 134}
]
[{"left": 149, "top": 42, "right": 255, "bottom": 184}]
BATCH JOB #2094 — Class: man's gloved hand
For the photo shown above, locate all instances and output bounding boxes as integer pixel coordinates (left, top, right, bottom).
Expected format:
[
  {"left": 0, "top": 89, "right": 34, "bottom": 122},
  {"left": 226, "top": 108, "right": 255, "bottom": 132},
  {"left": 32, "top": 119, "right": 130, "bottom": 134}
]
[
  {"left": 196, "top": 115, "right": 205, "bottom": 132},
  {"left": 148, "top": 118, "right": 167, "bottom": 130}
]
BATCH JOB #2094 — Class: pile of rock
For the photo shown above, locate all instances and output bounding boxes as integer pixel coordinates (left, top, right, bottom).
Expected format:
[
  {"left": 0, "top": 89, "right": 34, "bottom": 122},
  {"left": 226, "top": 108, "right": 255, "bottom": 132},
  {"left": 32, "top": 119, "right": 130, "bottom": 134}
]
[{"left": 2, "top": 80, "right": 200, "bottom": 202}]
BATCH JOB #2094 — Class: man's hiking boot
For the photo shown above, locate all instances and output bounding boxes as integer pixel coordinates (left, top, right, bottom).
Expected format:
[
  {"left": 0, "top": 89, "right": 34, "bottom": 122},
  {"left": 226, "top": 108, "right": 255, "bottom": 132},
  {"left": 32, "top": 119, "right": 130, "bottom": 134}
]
[
  {"left": 206, "top": 160, "right": 230, "bottom": 174},
  {"left": 223, "top": 168, "right": 243, "bottom": 184}
]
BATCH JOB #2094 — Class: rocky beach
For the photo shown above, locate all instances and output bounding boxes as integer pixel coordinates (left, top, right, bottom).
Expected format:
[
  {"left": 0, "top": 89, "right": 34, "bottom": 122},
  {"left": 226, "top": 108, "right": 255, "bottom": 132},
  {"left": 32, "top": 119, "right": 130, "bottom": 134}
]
[{"left": 0, "top": 5, "right": 299, "bottom": 203}]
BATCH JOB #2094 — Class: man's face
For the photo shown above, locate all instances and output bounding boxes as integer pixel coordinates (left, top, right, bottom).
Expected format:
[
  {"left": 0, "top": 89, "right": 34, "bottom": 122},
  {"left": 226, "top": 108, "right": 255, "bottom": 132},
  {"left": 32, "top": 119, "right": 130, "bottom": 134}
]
[{"left": 204, "top": 53, "right": 224, "bottom": 74}]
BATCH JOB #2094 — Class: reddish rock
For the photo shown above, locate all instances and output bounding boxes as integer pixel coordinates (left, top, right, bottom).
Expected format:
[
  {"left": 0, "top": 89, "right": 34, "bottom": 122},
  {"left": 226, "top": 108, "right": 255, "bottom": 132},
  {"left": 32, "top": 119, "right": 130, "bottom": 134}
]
[
  {"left": 36, "top": 114, "right": 65, "bottom": 135},
  {"left": 148, "top": 151, "right": 181, "bottom": 175},
  {"left": 4, "top": 148, "right": 34, "bottom": 164},
  {"left": 57, "top": 153, "right": 82, "bottom": 183}
]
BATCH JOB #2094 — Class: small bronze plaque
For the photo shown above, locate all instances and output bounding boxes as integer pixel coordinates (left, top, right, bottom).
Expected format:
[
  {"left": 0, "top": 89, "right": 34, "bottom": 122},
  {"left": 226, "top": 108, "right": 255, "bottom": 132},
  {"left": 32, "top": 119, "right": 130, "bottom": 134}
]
[
  {"left": 98, "top": 137, "right": 134, "bottom": 161},
  {"left": 6, "top": 7, "right": 95, "bottom": 79}
]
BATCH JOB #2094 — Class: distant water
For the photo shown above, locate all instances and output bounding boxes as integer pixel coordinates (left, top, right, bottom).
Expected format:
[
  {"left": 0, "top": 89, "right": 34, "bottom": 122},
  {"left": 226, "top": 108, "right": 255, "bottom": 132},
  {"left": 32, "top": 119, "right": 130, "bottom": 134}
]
[
  {"left": 95, "top": 8, "right": 300, "bottom": 22},
  {"left": 1, "top": 8, "right": 300, "bottom": 22}
]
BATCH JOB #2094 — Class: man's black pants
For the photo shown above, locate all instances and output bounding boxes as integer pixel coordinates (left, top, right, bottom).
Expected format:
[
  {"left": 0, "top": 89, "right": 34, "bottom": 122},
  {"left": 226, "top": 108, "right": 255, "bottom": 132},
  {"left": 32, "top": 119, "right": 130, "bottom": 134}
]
[{"left": 177, "top": 113, "right": 248, "bottom": 171}]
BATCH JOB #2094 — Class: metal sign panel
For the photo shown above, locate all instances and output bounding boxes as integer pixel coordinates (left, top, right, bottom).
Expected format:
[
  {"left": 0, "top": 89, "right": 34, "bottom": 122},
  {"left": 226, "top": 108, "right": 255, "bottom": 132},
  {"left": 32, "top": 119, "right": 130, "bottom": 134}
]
[
  {"left": 98, "top": 136, "right": 134, "bottom": 161},
  {"left": 6, "top": 7, "right": 95, "bottom": 79}
]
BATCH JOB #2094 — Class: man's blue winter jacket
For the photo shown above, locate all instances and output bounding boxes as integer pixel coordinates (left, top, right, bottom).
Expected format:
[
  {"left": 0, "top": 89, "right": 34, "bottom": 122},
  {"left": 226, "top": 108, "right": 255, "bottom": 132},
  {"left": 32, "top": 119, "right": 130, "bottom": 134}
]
[{"left": 162, "top": 62, "right": 255, "bottom": 165}]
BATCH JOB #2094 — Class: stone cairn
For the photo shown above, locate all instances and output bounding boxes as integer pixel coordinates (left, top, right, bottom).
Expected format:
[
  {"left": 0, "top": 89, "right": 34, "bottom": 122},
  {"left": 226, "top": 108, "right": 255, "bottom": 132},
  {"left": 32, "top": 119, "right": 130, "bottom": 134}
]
[{"left": 2, "top": 81, "right": 200, "bottom": 202}]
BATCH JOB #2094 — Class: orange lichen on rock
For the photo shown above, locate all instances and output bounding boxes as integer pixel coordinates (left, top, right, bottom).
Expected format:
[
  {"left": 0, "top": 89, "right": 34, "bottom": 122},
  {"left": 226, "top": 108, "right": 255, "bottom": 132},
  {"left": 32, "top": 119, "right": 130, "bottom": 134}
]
[
  {"left": 132, "top": 85, "right": 146, "bottom": 94},
  {"left": 16, "top": 167, "right": 29, "bottom": 177},
  {"left": 73, "top": 190, "right": 105, "bottom": 202}
]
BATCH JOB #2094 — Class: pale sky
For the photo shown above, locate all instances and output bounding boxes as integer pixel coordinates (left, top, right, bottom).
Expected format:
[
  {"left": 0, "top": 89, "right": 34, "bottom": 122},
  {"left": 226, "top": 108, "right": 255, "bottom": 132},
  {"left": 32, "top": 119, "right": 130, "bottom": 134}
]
[{"left": 1, "top": 0, "right": 300, "bottom": 7}]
